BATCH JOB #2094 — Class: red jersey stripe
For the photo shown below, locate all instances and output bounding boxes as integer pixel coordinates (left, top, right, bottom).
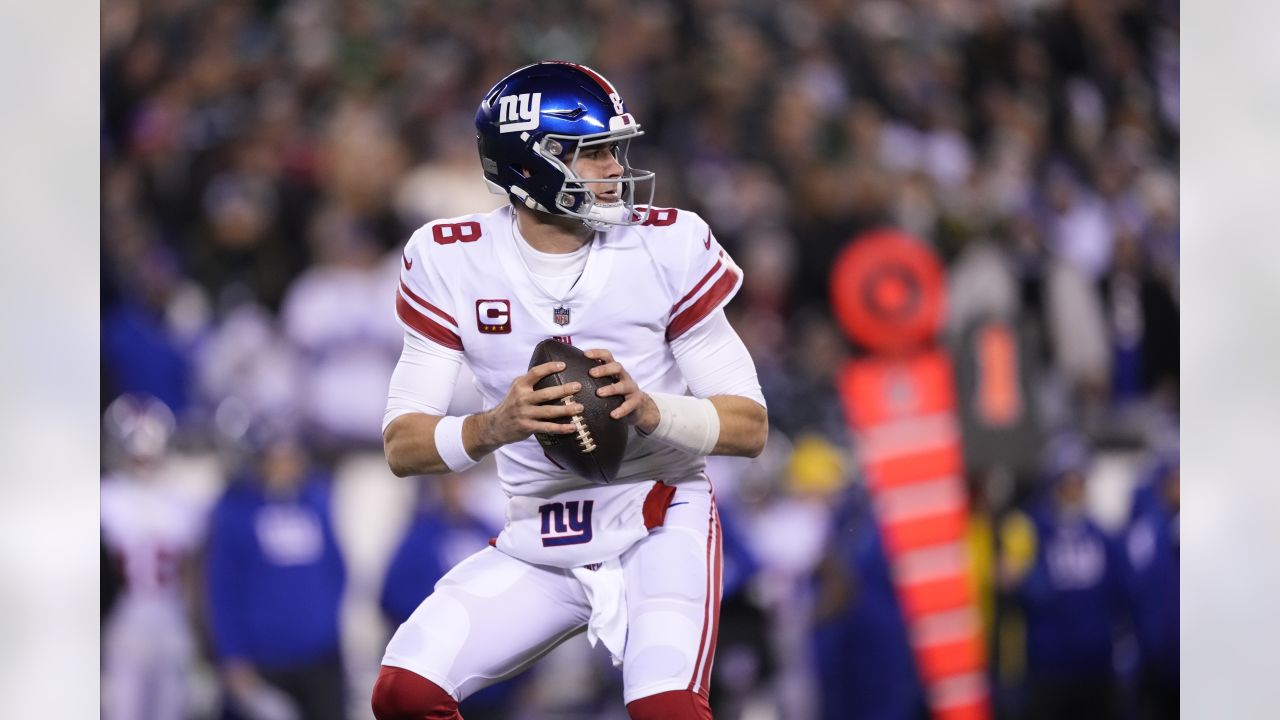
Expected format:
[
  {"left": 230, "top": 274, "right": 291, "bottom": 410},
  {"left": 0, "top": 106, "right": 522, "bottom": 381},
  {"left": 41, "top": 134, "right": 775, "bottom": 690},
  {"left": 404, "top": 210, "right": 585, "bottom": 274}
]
[
  {"left": 698, "top": 505, "right": 724, "bottom": 696},
  {"left": 397, "top": 293, "right": 464, "bottom": 351},
  {"left": 667, "top": 266, "right": 740, "bottom": 341},
  {"left": 671, "top": 259, "right": 724, "bottom": 313},
  {"left": 399, "top": 279, "right": 458, "bottom": 327}
]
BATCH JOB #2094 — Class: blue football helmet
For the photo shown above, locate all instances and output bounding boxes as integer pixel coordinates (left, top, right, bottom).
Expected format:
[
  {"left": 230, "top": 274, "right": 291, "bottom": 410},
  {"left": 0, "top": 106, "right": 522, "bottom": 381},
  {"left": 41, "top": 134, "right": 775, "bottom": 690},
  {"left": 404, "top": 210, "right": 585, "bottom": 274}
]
[{"left": 476, "top": 61, "right": 655, "bottom": 229}]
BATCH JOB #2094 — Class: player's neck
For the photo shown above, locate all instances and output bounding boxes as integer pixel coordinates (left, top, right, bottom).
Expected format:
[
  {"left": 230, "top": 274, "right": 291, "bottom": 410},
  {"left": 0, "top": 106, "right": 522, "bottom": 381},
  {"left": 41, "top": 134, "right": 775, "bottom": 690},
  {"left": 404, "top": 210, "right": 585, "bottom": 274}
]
[{"left": 513, "top": 205, "right": 594, "bottom": 254}]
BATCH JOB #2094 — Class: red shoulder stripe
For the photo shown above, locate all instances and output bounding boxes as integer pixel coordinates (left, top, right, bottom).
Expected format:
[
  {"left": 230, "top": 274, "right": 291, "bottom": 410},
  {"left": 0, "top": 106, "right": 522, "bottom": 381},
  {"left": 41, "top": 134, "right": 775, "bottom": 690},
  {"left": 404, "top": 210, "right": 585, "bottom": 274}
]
[
  {"left": 672, "top": 260, "right": 724, "bottom": 313},
  {"left": 667, "top": 266, "right": 740, "bottom": 341},
  {"left": 400, "top": 279, "right": 458, "bottom": 327},
  {"left": 396, "top": 293, "right": 463, "bottom": 351}
]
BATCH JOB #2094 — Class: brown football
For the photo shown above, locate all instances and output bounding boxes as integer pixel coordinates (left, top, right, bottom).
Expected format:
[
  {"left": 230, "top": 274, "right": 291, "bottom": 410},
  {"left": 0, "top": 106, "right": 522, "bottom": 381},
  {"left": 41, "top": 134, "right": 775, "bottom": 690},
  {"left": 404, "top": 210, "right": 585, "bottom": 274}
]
[{"left": 529, "top": 339, "right": 628, "bottom": 484}]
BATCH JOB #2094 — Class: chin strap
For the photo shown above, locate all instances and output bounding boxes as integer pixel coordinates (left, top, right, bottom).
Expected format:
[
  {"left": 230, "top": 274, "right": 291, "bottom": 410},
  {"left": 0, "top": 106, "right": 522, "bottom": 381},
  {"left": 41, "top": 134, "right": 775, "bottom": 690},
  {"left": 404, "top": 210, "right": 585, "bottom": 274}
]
[
  {"left": 512, "top": 182, "right": 632, "bottom": 230},
  {"left": 583, "top": 201, "right": 628, "bottom": 229}
]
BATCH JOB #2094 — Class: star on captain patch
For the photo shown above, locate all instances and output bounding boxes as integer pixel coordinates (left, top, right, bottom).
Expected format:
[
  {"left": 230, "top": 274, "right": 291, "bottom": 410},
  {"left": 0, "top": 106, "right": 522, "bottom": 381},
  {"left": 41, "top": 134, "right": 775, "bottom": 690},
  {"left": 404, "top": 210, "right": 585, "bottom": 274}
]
[{"left": 553, "top": 306, "right": 571, "bottom": 326}]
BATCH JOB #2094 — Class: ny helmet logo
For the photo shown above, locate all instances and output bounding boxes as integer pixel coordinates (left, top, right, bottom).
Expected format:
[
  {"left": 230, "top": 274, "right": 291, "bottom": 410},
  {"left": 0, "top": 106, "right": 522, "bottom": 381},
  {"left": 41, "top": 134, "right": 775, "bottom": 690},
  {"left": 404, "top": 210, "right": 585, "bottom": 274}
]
[
  {"left": 539, "top": 500, "right": 594, "bottom": 546},
  {"left": 498, "top": 93, "right": 541, "bottom": 133}
]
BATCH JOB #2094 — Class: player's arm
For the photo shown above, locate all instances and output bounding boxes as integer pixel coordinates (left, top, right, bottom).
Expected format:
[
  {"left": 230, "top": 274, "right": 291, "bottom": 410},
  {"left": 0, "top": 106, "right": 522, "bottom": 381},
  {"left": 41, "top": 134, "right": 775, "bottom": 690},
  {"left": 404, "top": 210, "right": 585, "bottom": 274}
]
[
  {"left": 383, "top": 334, "right": 584, "bottom": 477},
  {"left": 705, "top": 394, "right": 769, "bottom": 457},
  {"left": 585, "top": 310, "right": 768, "bottom": 458}
]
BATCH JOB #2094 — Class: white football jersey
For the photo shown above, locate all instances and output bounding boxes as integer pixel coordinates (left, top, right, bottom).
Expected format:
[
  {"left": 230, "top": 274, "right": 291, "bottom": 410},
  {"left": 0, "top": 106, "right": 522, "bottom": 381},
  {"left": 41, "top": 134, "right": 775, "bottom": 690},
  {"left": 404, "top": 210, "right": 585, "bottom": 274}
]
[
  {"left": 395, "top": 204, "right": 743, "bottom": 499},
  {"left": 100, "top": 472, "right": 205, "bottom": 599}
]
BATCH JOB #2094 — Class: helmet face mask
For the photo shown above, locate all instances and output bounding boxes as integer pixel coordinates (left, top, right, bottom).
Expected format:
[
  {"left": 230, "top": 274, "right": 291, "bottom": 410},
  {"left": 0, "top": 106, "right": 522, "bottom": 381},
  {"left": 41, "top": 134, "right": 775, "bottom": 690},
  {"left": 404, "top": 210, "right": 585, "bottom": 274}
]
[
  {"left": 476, "top": 62, "right": 656, "bottom": 230},
  {"left": 538, "top": 129, "right": 654, "bottom": 228}
]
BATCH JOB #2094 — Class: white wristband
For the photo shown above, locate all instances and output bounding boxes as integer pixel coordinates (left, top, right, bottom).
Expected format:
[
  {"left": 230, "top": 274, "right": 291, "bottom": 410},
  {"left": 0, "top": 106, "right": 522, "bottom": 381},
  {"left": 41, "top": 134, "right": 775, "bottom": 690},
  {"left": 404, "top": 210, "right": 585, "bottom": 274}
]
[
  {"left": 434, "top": 415, "right": 479, "bottom": 472},
  {"left": 646, "top": 393, "right": 721, "bottom": 456}
]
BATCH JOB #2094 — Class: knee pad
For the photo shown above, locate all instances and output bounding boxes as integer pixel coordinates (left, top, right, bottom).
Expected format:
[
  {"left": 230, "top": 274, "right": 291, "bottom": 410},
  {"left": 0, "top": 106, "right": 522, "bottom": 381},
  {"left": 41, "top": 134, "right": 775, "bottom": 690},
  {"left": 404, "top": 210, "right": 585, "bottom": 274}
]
[
  {"left": 370, "top": 666, "right": 460, "bottom": 720},
  {"left": 626, "top": 689, "right": 712, "bottom": 720}
]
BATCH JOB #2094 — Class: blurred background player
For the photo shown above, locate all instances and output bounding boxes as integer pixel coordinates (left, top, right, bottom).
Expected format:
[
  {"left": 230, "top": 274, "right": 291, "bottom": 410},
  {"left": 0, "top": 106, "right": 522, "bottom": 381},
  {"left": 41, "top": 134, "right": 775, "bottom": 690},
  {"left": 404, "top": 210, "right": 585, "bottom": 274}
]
[{"left": 100, "top": 394, "right": 205, "bottom": 720}]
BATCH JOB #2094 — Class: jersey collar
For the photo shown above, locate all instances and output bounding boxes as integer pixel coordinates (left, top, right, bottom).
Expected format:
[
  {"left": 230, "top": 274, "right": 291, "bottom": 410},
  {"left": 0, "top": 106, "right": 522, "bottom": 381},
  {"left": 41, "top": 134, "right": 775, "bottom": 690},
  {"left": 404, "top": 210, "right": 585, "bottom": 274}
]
[{"left": 495, "top": 206, "right": 618, "bottom": 331}]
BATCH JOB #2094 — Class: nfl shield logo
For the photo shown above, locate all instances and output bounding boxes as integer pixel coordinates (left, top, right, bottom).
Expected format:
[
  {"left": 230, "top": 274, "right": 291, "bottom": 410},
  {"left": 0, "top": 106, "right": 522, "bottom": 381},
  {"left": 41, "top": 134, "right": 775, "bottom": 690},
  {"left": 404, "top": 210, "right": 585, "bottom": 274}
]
[{"left": 553, "top": 306, "right": 571, "bottom": 326}]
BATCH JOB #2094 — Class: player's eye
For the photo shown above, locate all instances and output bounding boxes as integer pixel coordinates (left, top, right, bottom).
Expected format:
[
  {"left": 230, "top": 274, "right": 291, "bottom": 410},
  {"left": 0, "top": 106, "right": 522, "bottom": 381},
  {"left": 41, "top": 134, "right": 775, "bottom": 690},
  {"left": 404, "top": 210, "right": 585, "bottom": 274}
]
[{"left": 582, "top": 144, "right": 617, "bottom": 161}]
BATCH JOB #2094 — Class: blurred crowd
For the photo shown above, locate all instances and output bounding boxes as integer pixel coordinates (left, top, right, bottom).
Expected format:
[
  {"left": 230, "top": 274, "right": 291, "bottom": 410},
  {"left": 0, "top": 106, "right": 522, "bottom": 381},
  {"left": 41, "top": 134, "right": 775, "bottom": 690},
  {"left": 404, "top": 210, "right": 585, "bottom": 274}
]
[{"left": 100, "top": 0, "right": 1179, "bottom": 719}]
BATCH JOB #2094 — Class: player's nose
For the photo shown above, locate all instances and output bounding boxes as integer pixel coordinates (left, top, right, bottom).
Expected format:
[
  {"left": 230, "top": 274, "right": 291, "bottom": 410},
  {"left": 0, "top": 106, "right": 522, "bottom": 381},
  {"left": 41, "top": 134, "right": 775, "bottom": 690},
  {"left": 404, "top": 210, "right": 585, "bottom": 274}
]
[{"left": 604, "top": 153, "right": 624, "bottom": 179}]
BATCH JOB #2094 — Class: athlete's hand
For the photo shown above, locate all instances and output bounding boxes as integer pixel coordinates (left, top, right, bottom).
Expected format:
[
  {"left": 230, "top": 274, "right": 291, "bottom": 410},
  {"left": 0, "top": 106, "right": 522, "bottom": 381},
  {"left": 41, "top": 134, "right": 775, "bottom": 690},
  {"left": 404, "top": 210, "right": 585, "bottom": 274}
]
[
  {"left": 478, "top": 361, "right": 584, "bottom": 446},
  {"left": 584, "top": 349, "right": 660, "bottom": 433}
]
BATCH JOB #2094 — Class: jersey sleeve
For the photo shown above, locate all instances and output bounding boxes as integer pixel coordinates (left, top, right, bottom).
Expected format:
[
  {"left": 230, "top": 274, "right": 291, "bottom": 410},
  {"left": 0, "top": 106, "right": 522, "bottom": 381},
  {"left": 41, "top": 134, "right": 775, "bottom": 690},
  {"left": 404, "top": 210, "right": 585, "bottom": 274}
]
[
  {"left": 671, "top": 309, "right": 767, "bottom": 407},
  {"left": 396, "top": 224, "right": 465, "bottom": 352},
  {"left": 666, "top": 215, "right": 744, "bottom": 342},
  {"left": 382, "top": 332, "right": 464, "bottom": 431}
]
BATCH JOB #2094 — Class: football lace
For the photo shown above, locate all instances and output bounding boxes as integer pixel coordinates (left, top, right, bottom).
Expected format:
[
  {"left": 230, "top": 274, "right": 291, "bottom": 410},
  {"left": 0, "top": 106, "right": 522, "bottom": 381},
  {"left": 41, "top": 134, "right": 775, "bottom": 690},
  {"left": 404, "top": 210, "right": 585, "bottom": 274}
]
[{"left": 561, "top": 396, "right": 597, "bottom": 453}]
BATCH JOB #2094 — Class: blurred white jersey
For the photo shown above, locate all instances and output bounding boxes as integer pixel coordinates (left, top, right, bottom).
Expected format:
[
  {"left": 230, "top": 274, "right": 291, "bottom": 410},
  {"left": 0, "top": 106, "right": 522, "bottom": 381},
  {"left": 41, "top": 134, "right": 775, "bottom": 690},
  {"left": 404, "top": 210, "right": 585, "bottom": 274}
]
[
  {"left": 100, "top": 471, "right": 206, "bottom": 720},
  {"left": 101, "top": 472, "right": 205, "bottom": 598},
  {"left": 396, "top": 204, "right": 743, "bottom": 500}
]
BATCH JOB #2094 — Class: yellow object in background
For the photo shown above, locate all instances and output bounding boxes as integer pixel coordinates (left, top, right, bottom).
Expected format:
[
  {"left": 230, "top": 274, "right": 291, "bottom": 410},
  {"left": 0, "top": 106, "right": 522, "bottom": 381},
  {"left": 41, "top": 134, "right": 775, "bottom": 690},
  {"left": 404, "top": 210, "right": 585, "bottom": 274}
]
[
  {"left": 1000, "top": 511, "right": 1037, "bottom": 584},
  {"left": 967, "top": 514, "right": 996, "bottom": 638},
  {"left": 786, "top": 434, "right": 848, "bottom": 497}
]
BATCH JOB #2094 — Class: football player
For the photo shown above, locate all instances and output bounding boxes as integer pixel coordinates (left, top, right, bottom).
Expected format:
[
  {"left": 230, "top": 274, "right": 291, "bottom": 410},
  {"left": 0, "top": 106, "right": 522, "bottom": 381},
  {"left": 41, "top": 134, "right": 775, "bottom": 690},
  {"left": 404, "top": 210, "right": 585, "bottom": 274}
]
[
  {"left": 100, "top": 395, "right": 205, "bottom": 720},
  {"left": 372, "top": 61, "right": 768, "bottom": 720}
]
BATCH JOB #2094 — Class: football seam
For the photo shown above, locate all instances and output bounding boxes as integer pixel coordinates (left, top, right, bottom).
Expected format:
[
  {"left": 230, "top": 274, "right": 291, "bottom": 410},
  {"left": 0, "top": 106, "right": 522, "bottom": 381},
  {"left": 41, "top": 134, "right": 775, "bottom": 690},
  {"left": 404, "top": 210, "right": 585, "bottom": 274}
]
[{"left": 560, "top": 395, "right": 597, "bottom": 453}]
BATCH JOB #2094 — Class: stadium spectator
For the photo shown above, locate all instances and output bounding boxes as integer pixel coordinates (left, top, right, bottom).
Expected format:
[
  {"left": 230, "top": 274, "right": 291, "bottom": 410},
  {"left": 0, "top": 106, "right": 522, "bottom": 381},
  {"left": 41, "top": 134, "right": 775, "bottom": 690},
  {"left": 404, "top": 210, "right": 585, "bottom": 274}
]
[
  {"left": 204, "top": 429, "right": 348, "bottom": 720},
  {"left": 1124, "top": 452, "right": 1180, "bottom": 720},
  {"left": 1014, "top": 437, "right": 1128, "bottom": 720},
  {"left": 280, "top": 204, "right": 403, "bottom": 453},
  {"left": 101, "top": 243, "right": 203, "bottom": 418},
  {"left": 812, "top": 483, "right": 927, "bottom": 720},
  {"left": 1098, "top": 233, "right": 1180, "bottom": 408}
]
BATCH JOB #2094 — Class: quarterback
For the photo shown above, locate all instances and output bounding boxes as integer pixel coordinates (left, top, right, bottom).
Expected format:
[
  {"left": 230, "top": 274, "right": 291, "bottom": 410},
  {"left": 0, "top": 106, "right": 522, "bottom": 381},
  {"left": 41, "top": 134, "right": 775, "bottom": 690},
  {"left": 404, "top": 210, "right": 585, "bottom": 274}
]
[{"left": 372, "top": 61, "right": 767, "bottom": 720}]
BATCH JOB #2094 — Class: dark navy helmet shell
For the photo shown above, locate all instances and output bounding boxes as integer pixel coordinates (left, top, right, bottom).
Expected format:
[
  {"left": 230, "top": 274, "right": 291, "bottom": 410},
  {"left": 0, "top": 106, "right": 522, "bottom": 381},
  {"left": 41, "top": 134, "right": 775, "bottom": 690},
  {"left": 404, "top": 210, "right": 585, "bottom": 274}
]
[{"left": 476, "top": 61, "right": 655, "bottom": 229}]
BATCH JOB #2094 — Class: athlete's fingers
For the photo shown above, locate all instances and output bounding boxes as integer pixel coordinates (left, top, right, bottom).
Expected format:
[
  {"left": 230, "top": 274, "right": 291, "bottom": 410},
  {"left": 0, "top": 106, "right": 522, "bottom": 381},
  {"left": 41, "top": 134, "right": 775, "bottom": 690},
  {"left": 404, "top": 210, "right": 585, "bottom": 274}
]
[
  {"left": 583, "top": 348, "right": 615, "bottom": 364},
  {"left": 527, "top": 382, "right": 582, "bottom": 405},
  {"left": 588, "top": 361, "right": 624, "bottom": 379},
  {"left": 527, "top": 402, "right": 584, "bottom": 420},
  {"left": 611, "top": 393, "right": 644, "bottom": 420},
  {"left": 596, "top": 377, "right": 637, "bottom": 398},
  {"left": 526, "top": 420, "right": 578, "bottom": 435},
  {"left": 523, "top": 361, "right": 567, "bottom": 386}
]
